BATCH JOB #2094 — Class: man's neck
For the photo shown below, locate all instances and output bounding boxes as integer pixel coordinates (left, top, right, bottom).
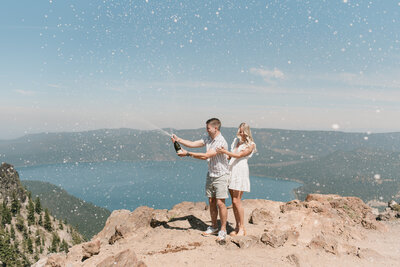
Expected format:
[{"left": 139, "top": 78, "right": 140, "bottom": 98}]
[{"left": 210, "top": 131, "right": 221, "bottom": 140}]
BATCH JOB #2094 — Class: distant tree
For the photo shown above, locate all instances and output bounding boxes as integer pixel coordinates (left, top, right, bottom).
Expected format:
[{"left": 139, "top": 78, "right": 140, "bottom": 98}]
[
  {"left": 60, "top": 239, "right": 69, "bottom": 253},
  {"left": 50, "top": 232, "right": 60, "bottom": 253},
  {"left": 10, "top": 225, "right": 15, "bottom": 240},
  {"left": 71, "top": 228, "right": 82, "bottom": 245},
  {"left": 14, "top": 240, "right": 20, "bottom": 253},
  {"left": 27, "top": 237, "right": 33, "bottom": 254},
  {"left": 11, "top": 191, "right": 20, "bottom": 216},
  {"left": 38, "top": 214, "right": 43, "bottom": 226},
  {"left": 35, "top": 230, "right": 41, "bottom": 246},
  {"left": 27, "top": 198, "right": 35, "bottom": 225},
  {"left": 15, "top": 215, "right": 25, "bottom": 232},
  {"left": 1, "top": 201, "right": 12, "bottom": 226},
  {"left": 34, "top": 197, "right": 42, "bottom": 214},
  {"left": 23, "top": 228, "right": 28, "bottom": 240},
  {"left": 58, "top": 220, "right": 64, "bottom": 230},
  {"left": 44, "top": 209, "right": 52, "bottom": 231},
  {"left": 0, "top": 229, "right": 21, "bottom": 267}
]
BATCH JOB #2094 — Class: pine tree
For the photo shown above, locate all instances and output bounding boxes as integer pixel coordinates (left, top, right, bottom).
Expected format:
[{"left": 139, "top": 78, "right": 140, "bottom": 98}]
[
  {"left": 35, "top": 229, "right": 41, "bottom": 246},
  {"left": 38, "top": 214, "right": 43, "bottom": 226},
  {"left": 10, "top": 225, "right": 15, "bottom": 240},
  {"left": 44, "top": 208, "right": 52, "bottom": 231},
  {"left": 34, "top": 197, "right": 42, "bottom": 214},
  {"left": 71, "top": 227, "right": 82, "bottom": 245},
  {"left": 58, "top": 220, "right": 64, "bottom": 230},
  {"left": 10, "top": 191, "right": 20, "bottom": 216},
  {"left": 27, "top": 198, "right": 35, "bottom": 226},
  {"left": 60, "top": 239, "right": 69, "bottom": 253},
  {"left": 1, "top": 200, "right": 12, "bottom": 226},
  {"left": 50, "top": 232, "right": 60, "bottom": 253},
  {"left": 15, "top": 215, "right": 25, "bottom": 232},
  {"left": 27, "top": 237, "right": 33, "bottom": 254}
]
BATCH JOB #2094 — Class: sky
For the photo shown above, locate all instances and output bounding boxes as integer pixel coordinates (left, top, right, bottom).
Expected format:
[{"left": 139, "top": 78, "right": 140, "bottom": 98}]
[{"left": 1, "top": 0, "right": 400, "bottom": 139}]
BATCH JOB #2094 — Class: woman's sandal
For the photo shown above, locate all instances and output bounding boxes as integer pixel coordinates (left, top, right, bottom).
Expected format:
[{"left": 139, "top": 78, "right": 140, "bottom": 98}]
[
  {"left": 236, "top": 229, "right": 246, "bottom": 236},
  {"left": 229, "top": 230, "right": 238, "bottom": 237}
]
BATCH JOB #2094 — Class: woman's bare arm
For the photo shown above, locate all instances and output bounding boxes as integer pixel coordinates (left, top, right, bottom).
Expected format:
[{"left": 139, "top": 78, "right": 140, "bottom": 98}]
[{"left": 217, "top": 144, "right": 255, "bottom": 159}]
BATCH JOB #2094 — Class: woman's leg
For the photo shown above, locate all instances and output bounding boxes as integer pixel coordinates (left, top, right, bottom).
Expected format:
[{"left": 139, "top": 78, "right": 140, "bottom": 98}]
[
  {"left": 236, "top": 191, "right": 245, "bottom": 235},
  {"left": 229, "top": 189, "right": 240, "bottom": 235}
]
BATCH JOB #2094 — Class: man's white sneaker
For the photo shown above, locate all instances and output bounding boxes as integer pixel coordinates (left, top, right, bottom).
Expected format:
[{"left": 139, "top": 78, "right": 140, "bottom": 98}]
[
  {"left": 217, "top": 230, "right": 227, "bottom": 241},
  {"left": 202, "top": 226, "right": 218, "bottom": 236}
]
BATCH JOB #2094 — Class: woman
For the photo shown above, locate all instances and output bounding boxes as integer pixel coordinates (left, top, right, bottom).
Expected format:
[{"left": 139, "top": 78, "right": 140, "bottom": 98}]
[{"left": 217, "top": 122, "right": 256, "bottom": 236}]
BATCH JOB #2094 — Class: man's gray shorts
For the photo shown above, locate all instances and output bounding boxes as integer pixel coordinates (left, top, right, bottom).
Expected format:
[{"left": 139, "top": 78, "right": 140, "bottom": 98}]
[{"left": 205, "top": 172, "right": 230, "bottom": 199}]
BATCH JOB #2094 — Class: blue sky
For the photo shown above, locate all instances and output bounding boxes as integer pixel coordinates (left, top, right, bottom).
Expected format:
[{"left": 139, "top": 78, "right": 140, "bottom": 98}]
[{"left": 1, "top": 0, "right": 399, "bottom": 139}]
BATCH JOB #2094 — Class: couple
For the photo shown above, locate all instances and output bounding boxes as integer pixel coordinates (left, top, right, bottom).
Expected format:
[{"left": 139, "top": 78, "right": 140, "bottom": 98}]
[{"left": 172, "top": 118, "right": 256, "bottom": 241}]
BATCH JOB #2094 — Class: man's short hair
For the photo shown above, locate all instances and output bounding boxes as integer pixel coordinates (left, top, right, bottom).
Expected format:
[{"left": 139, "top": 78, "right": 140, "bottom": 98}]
[{"left": 206, "top": 118, "right": 221, "bottom": 130}]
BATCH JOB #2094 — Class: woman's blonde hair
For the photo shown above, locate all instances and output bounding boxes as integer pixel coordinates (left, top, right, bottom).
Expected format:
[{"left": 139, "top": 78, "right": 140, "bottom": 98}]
[{"left": 236, "top": 122, "right": 254, "bottom": 145}]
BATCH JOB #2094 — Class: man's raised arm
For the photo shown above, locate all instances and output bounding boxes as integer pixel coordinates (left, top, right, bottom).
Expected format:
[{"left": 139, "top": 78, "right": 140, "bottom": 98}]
[{"left": 172, "top": 134, "right": 204, "bottom": 148}]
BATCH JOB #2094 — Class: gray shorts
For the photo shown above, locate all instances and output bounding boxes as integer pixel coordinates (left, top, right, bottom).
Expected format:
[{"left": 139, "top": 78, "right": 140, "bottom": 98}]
[{"left": 205, "top": 173, "right": 230, "bottom": 199}]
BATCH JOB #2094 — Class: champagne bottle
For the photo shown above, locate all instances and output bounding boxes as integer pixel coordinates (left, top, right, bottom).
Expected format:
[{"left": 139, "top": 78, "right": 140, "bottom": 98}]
[{"left": 173, "top": 140, "right": 182, "bottom": 153}]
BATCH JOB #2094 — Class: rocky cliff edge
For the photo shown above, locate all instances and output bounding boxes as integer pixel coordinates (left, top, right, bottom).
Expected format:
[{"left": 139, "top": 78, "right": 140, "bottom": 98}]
[{"left": 34, "top": 194, "right": 400, "bottom": 267}]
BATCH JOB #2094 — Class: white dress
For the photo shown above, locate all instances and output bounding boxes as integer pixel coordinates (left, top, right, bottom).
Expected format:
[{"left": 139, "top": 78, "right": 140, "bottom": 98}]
[{"left": 228, "top": 138, "right": 255, "bottom": 192}]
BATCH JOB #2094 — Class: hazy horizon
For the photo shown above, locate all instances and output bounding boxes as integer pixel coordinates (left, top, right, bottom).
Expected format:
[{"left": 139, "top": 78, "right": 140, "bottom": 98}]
[{"left": 2, "top": 124, "right": 400, "bottom": 141}]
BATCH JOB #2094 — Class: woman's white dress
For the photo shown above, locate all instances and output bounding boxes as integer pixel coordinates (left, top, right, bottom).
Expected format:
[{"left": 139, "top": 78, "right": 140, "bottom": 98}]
[{"left": 228, "top": 138, "right": 255, "bottom": 192}]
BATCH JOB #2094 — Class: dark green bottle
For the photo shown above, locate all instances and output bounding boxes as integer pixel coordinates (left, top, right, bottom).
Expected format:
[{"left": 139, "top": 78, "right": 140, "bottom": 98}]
[{"left": 173, "top": 141, "right": 182, "bottom": 153}]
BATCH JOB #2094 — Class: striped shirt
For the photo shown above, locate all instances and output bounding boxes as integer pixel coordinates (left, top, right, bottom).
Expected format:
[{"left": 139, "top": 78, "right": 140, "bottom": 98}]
[{"left": 202, "top": 133, "right": 229, "bottom": 177}]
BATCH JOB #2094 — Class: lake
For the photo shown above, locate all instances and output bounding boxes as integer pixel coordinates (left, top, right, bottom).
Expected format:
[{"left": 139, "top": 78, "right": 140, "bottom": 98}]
[{"left": 17, "top": 161, "right": 302, "bottom": 211}]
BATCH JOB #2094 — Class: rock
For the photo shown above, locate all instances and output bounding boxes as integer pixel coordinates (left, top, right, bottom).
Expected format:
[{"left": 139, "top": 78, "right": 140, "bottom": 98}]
[
  {"left": 0, "top": 162, "right": 26, "bottom": 202},
  {"left": 285, "top": 253, "right": 300, "bottom": 267},
  {"left": 357, "top": 248, "right": 382, "bottom": 260},
  {"left": 32, "top": 254, "right": 66, "bottom": 267},
  {"left": 231, "top": 235, "right": 259, "bottom": 249},
  {"left": 303, "top": 200, "right": 329, "bottom": 214},
  {"left": 388, "top": 200, "right": 398, "bottom": 209},
  {"left": 280, "top": 200, "right": 302, "bottom": 213},
  {"left": 248, "top": 208, "right": 273, "bottom": 225},
  {"left": 260, "top": 229, "right": 289, "bottom": 248},
  {"left": 96, "top": 248, "right": 138, "bottom": 267},
  {"left": 82, "top": 239, "right": 101, "bottom": 261},
  {"left": 95, "top": 206, "right": 155, "bottom": 244},
  {"left": 150, "top": 209, "right": 170, "bottom": 227},
  {"left": 307, "top": 235, "right": 338, "bottom": 255},
  {"left": 339, "top": 244, "right": 358, "bottom": 256},
  {"left": 137, "top": 261, "right": 147, "bottom": 267},
  {"left": 109, "top": 225, "right": 125, "bottom": 245}
]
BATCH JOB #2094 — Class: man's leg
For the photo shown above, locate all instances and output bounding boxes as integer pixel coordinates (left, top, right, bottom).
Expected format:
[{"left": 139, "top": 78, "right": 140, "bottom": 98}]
[
  {"left": 209, "top": 197, "right": 218, "bottom": 229},
  {"left": 216, "top": 198, "right": 227, "bottom": 232}
]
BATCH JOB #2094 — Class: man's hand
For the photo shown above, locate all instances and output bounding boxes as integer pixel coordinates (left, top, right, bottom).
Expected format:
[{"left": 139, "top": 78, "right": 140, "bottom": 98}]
[
  {"left": 216, "top": 147, "right": 227, "bottom": 154},
  {"left": 177, "top": 148, "right": 188, "bottom": 157},
  {"left": 171, "top": 134, "right": 180, "bottom": 142}
]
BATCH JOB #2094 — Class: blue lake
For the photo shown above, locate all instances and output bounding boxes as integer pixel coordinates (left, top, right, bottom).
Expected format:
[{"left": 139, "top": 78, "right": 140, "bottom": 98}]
[{"left": 17, "top": 161, "right": 301, "bottom": 211}]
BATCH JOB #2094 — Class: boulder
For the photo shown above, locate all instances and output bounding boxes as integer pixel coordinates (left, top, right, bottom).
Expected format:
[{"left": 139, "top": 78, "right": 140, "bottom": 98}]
[
  {"left": 260, "top": 229, "right": 289, "bottom": 248},
  {"left": 96, "top": 249, "right": 138, "bottom": 267},
  {"left": 280, "top": 200, "right": 303, "bottom": 213},
  {"left": 285, "top": 254, "right": 301, "bottom": 267},
  {"left": 357, "top": 248, "right": 382, "bottom": 260},
  {"left": 82, "top": 239, "right": 101, "bottom": 261},
  {"left": 307, "top": 235, "right": 338, "bottom": 255},
  {"left": 95, "top": 206, "right": 155, "bottom": 243},
  {"left": 231, "top": 235, "right": 259, "bottom": 249},
  {"left": 248, "top": 208, "right": 273, "bottom": 225}
]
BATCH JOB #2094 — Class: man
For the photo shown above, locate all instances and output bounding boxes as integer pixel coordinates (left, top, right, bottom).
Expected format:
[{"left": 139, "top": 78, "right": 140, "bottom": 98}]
[{"left": 172, "top": 118, "right": 229, "bottom": 241}]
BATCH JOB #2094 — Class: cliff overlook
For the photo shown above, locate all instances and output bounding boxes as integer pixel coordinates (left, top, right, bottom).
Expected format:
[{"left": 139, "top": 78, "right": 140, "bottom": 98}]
[{"left": 34, "top": 194, "right": 400, "bottom": 266}]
